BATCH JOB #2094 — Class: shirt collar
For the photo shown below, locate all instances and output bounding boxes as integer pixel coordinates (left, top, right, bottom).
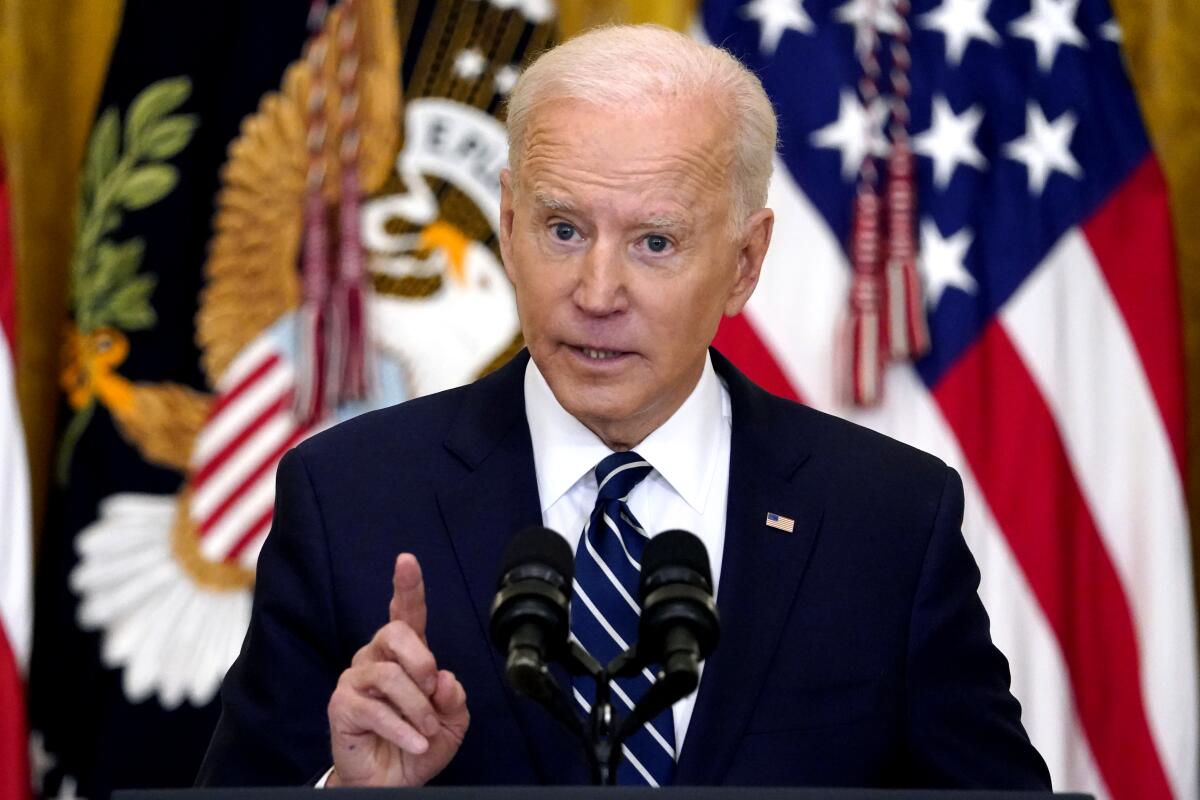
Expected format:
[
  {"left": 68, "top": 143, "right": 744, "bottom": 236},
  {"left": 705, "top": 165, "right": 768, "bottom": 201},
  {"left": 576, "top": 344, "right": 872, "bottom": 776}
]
[{"left": 524, "top": 353, "right": 730, "bottom": 514}]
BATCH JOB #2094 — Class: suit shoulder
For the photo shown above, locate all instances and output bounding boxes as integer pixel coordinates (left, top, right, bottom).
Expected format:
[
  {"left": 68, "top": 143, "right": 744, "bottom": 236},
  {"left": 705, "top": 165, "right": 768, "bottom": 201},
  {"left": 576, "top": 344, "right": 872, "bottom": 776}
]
[
  {"left": 801, "top": 403, "right": 946, "bottom": 476},
  {"left": 747, "top": 390, "right": 951, "bottom": 497},
  {"left": 292, "top": 383, "right": 471, "bottom": 465}
]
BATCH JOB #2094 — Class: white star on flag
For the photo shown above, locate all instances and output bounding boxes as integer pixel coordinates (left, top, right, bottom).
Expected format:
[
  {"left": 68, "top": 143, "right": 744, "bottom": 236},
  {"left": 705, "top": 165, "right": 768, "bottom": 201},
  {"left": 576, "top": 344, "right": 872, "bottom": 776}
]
[
  {"left": 913, "top": 96, "right": 987, "bottom": 188},
  {"left": 452, "top": 48, "right": 488, "bottom": 81},
  {"left": 834, "top": 0, "right": 902, "bottom": 57},
  {"left": 1009, "top": 0, "right": 1087, "bottom": 73},
  {"left": 1003, "top": 102, "right": 1083, "bottom": 195},
  {"left": 918, "top": 0, "right": 1000, "bottom": 66},
  {"left": 919, "top": 219, "right": 977, "bottom": 308},
  {"left": 1100, "top": 18, "right": 1122, "bottom": 44},
  {"left": 739, "top": 0, "right": 814, "bottom": 56},
  {"left": 810, "top": 89, "right": 889, "bottom": 181}
]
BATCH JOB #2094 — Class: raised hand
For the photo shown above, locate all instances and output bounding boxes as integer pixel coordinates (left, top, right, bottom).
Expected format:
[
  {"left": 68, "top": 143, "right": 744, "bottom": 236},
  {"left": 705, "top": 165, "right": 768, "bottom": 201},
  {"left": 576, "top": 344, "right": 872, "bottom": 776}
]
[{"left": 326, "top": 554, "right": 470, "bottom": 786}]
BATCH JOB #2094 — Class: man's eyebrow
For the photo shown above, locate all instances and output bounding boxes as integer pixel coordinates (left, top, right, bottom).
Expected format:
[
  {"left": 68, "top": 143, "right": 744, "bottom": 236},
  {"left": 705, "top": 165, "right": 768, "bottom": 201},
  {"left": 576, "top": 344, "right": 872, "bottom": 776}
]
[
  {"left": 638, "top": 216, "right": 689, "bottom": 230},
  {"left": 533, "top": 192, "right": 575, "bottom": 213}
]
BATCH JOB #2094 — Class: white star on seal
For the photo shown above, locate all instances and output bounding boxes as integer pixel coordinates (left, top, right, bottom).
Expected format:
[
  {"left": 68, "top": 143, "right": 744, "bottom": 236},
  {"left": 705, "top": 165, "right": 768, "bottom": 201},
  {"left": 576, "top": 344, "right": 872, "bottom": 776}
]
[
  {"left": 453, "top": 48, "right": 488, "bottom": 81},
  {"left": 29, "top": 731, "right": 58, "bottom": 793},
  {"left": 913, "top": 96, "right": 987, "bottom": 188},
  {"left": 918, "top": 0, "right": 1000, "bottom": 66},
  {"left": 1002, "top": 102, "right": 1082, "bottom": 195},
  {"left": 1009, "top": 0, "right": 1087, "bottom": 73},
  {"left": 739, "top": 0, "right": 814, "bottom": 55},
  {"left": 834, "top": 0, "right": 902, "bottom": 57},
  {"left": 481, "top": 0, "right": 555, "bottom": 24},
  {"left": 49, "top": 775, "right": 86, "bottom": 800},
  {"left": 919, "top": 219, "right": 977, "bottom": 308},
  {"left": 810, "top": 89, "right": 889, "bottom": 181}
]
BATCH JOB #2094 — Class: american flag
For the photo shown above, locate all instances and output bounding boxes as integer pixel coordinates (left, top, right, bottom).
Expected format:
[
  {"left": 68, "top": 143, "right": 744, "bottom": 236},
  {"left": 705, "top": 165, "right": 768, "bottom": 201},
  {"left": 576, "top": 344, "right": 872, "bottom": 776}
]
[
  {"left": 0, "top": 152, "right": 32, "bottom": 800},
  {"left": 701, "top": 1, "right": 1196, "bottom": 798}
]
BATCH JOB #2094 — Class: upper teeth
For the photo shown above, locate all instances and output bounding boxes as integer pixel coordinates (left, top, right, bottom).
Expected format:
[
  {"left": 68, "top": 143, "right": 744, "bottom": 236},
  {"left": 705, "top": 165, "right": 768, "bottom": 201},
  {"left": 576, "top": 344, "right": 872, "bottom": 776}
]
[{"left": 584, "top": 348, "right": 619, "bottom": 360}]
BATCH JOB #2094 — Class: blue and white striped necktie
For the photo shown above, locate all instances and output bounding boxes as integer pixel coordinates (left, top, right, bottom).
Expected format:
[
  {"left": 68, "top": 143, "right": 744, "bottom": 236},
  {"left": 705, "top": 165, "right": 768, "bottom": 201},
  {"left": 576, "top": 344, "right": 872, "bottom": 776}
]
[{"left": 570, "top": 451, "right": 677, "bottom": 786}]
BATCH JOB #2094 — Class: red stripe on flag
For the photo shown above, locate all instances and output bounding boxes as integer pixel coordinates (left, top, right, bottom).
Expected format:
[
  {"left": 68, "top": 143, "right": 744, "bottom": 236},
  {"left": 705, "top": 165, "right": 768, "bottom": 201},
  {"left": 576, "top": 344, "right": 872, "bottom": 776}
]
[
  {"left": 0, "top": 624, "right": 30, "bottom": 800},
  {"left": 714, "top": 314, "right": 802, "bottom": 402},
  {"left": 935, "top": 321, "right": 1172, "bottom": 800},
  {"left": 191, "top": 391, "right": 292, "bottom": 489},
  {"left": 1080, "top": 156, "right": 1186, "bottom": 472},
  {"left": 206, "top": 352, "right": 281, "bottom": 421},
  {"left": 199, "top": 425, "right": 307, "bottom": 537}
]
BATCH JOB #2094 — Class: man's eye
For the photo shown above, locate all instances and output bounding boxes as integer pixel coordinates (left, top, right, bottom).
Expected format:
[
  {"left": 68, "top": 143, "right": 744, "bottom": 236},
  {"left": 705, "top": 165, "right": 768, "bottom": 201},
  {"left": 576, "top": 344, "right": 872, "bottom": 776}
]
[
  {"left": 645, "top": 234, "right": 670, "bottom": 253},
  {"left": 552, "top": 222, "right": 577, "bottom": 241}
]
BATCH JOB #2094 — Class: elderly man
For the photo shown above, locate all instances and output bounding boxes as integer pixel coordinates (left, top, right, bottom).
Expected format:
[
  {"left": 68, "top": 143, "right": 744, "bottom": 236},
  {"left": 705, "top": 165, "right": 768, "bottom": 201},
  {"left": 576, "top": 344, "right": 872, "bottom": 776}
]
[{"left": 197, "top": 25, "right": 1050, "bottom": 789}]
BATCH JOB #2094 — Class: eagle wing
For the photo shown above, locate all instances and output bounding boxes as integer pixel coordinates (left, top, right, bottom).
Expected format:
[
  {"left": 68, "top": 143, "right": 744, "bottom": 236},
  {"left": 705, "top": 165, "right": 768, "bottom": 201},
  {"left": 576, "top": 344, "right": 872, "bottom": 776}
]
[{"left": 196, "top": 0, "right": 400, "bottom": 387}]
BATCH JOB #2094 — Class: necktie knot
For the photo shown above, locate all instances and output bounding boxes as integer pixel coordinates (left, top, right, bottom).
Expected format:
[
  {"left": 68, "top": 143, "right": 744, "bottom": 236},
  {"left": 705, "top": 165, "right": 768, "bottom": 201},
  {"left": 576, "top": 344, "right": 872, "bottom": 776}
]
[{"left": 595, "top": 451, "right": 653, "bottom": 503}]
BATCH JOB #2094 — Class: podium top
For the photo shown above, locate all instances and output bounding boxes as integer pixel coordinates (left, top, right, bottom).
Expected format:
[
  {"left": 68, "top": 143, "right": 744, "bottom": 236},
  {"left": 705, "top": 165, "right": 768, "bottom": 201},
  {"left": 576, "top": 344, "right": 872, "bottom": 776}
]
[{"left": 117, "top": 789, "right": 1090, "bottom": 800}]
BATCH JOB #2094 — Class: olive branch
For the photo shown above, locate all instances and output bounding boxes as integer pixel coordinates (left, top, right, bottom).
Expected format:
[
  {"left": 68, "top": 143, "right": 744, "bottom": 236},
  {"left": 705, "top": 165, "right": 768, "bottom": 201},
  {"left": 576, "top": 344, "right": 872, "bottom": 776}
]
[
  {"left": 58, "top": 76, "right": 199, "bottom": 482},
  {"left": 70, "top": 76, "right": 198, "bottom": 332}
]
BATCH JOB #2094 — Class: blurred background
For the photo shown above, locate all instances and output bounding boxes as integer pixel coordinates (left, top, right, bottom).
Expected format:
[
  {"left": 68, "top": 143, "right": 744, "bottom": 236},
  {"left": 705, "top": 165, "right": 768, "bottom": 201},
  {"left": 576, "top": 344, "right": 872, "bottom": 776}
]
[{"left": 0, "top": 0, "right": 1197, "bottom": 798}]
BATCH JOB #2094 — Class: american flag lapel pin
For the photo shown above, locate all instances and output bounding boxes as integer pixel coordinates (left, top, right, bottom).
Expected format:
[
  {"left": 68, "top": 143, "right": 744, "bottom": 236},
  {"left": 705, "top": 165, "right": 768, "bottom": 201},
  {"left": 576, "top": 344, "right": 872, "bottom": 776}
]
[{"left": 765, "top": 512, "right": 795, "bottom": 533}]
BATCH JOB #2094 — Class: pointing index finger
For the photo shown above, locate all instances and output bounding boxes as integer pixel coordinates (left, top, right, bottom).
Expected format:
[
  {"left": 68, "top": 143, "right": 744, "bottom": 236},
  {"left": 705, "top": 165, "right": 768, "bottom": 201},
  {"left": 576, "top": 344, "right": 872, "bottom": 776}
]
[{"left": 389, "top": 553, "right": 428, "bottom": 642}]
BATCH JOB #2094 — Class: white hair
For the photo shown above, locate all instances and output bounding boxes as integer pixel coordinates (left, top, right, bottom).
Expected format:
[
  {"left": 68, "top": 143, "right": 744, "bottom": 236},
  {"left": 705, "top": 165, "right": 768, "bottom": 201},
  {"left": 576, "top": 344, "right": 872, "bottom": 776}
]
[{"left": 505, "top": 24, "right": 777, "bottom": 227}]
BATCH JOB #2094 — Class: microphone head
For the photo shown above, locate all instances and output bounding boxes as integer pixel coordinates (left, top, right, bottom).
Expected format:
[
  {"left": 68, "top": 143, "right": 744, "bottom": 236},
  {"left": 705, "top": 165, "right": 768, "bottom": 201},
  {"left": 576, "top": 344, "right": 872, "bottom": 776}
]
[
  {"left": 490, "top": 526, "right": 573, "bottom": 659},
  {"left": 501, "top": 526, "right": 574, "bottom": 589},
  {"left": 639, "top": 529, "right": 712, "bottom": 600},
  {"left": 637, "top": 529, "right": 719, "bottom": 663}
]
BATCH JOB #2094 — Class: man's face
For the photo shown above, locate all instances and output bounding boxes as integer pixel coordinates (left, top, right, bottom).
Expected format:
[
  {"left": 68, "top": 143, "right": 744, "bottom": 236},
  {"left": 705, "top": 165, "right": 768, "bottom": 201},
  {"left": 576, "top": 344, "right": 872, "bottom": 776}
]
[{"left": 499, "top": 96, "right": 772, "bottom": 448}]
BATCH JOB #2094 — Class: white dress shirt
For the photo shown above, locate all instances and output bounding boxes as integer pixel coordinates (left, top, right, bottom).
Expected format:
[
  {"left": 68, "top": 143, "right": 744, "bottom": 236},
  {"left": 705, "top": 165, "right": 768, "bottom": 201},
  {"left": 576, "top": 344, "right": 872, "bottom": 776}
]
[{"left": 524, "top": 353, "right": 732, "bottom": 754}]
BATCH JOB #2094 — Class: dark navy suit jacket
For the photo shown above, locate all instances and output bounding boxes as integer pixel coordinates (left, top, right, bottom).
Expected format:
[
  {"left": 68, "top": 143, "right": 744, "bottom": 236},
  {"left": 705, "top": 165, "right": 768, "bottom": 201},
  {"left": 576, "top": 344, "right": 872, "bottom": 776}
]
[{"left": 196, "top": 349, "right": 1050, "bottom": 788}]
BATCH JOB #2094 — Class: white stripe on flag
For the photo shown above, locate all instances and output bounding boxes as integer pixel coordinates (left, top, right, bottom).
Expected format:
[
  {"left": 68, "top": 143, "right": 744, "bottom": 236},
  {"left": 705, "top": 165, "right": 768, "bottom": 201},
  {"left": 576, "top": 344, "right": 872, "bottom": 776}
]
[
  {"left": 191, "top": 358, "right": 293, "bottom": 467},
  {"left": 743, "top": 157, "right": 849, "bottom": 410},
  {"left": 191, "top": 410, "right": 295, "bottom": 522},
  {"left": 1001, "top": 230, "right": 1197, "bottom": 799},
  {"left": 213, "top": 333, "right": 277, "bottom": 393},
  {"left": 199, "top": 469, "right": 278, "bottom": 562},
  {"left": 236, "top": 520, "right": 271, "bottom": 569},
  {"left": 0, "top": 325, "right": 30, "bottom": 671}
]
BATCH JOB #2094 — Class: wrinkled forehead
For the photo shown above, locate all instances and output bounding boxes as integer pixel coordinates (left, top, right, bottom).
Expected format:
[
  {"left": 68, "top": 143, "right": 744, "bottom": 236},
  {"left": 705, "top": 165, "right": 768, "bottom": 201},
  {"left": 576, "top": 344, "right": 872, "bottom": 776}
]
[{"left": 513, "top": 96, "right": 736, "bottom": 212}]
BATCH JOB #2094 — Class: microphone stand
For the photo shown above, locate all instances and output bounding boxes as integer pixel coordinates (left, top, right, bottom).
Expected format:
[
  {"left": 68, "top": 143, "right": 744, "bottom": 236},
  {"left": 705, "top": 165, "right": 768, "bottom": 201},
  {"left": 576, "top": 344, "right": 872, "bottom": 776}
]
[{"left": 513, "top": 639, "right": 699, "bottom": 785}]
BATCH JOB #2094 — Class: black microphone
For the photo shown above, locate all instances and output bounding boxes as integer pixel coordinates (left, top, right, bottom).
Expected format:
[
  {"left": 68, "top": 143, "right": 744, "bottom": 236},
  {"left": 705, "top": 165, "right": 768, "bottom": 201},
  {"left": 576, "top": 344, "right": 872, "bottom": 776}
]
[
  {"left": 637, "top": 529, "right": 720, "bottom": 690},
  {"left": 489, "top": 526, "right": 574, "bottom": 698},
  {"left": 610, "top": 529, "right": 719, "bottom": 744}
]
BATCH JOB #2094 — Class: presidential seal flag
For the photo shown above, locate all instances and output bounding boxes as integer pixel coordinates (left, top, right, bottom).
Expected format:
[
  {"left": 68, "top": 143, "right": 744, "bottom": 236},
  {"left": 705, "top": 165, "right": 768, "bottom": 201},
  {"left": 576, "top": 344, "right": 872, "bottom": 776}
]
[
  {"left": 28, "top": 1, "right": 554, "bottom": 797},
  {"left": 701, "top": 1, "right": 1196, "bottom": 799}
]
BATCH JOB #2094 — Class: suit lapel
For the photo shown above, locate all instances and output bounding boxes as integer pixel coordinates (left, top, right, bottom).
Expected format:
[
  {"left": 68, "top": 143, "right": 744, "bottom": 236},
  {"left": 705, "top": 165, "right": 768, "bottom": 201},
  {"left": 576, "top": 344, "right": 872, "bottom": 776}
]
[
  {"left": 675, "top": 351, "right": 825, "bottom": 784},
  {"left": 435, "top": 350, "right": 591, "bottom": 784}
]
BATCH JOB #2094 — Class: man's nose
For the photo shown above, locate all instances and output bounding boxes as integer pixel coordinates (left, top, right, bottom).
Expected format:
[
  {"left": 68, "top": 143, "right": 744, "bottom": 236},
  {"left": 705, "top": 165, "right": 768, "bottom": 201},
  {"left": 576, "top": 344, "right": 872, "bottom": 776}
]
[{"left": 572, "top": 240, "right": 628, "bottom": 316}]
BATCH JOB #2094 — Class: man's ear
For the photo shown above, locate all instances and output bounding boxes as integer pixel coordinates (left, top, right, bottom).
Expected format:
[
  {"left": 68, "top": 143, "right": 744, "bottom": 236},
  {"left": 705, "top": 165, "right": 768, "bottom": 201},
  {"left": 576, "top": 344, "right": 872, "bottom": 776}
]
[
  {"left": 499, "top": 168, "right": 517, "bottom": 284},
  {"left": 724, "top": 207, "right": 774, "bottom": 317}
]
